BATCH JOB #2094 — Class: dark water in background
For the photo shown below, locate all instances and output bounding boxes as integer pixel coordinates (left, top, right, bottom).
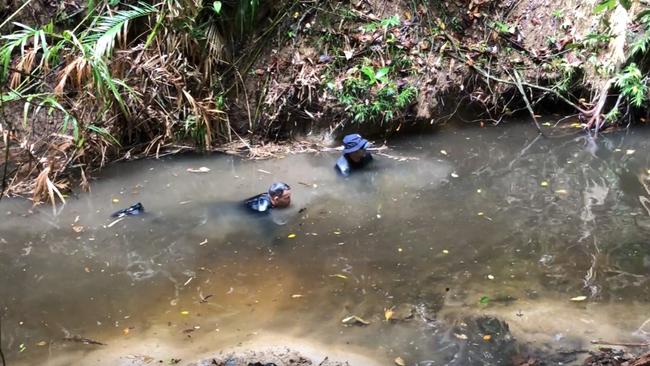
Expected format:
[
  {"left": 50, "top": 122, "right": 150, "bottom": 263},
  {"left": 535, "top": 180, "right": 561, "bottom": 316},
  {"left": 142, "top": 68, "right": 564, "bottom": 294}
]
[{"left": 1, "top": 123, "right": 650, "bottom": 365}]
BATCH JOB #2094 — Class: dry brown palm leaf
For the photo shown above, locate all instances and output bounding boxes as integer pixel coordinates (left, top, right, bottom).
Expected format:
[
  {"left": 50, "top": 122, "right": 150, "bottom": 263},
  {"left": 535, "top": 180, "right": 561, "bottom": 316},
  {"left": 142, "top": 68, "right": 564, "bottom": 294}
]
[{"left": 32, "top": 166, "right": 66, "bottom": 212}]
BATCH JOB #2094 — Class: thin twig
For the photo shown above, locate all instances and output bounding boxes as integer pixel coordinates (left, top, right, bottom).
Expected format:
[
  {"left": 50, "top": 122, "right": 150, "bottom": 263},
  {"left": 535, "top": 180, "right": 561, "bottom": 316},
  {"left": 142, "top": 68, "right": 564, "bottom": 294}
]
[
  {"left": 590, "top": 339, "right": 650, "bottom": 347},
  {"left": 512, "top": 69, "right": 543, "bottom": 134},
  {"left": 0, "top": 0, "right": 36, "bottom": 30},
  {"left": 0, "top": 81, "right": 11, "bottom": 202},
  {"left": 0, "top": 311, "right": 6, "bottom": 366}
]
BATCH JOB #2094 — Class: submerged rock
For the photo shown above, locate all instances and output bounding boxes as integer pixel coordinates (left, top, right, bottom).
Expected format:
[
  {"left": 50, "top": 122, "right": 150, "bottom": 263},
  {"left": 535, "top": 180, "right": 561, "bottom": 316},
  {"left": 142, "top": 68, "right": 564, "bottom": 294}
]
[
  {"left": 444, "top": 316, "right": 517, "bottom": 366},
  {"left": 192, "top": 349, "right": 354, "bottom": 366}
]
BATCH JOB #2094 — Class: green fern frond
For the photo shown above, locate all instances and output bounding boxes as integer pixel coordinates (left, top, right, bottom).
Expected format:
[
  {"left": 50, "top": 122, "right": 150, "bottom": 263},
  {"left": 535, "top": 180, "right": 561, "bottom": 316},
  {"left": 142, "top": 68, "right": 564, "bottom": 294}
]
[{"left": 630, "top": 31, "right": 650, "bottom": 56}]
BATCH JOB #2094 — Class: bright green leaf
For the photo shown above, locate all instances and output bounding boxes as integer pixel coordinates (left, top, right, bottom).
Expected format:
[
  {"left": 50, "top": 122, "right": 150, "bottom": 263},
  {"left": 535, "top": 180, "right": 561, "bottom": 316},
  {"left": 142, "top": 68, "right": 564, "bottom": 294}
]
[{"left": 213, "top": 1, "right": 222, "bottom": 14}]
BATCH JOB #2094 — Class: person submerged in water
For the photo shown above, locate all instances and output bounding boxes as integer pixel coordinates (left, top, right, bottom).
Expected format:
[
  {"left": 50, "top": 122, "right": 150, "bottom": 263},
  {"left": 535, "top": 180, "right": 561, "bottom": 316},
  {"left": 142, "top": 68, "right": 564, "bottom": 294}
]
[
  {"left": 244, "top": 182, "right": 292, "bottom": 213},
  {"left": 335, "top": 134, "right": 373, "bottom": 176}
]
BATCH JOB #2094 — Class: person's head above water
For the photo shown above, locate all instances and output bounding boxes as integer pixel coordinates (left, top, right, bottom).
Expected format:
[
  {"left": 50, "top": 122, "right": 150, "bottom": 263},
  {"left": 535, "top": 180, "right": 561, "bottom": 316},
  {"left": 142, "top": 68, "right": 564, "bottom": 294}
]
[
  {"left": 342, "top": 133, "right": 369, "bottom": 163},
  {"left": 268, "top": 182, "right": 291, "bottom": 208}
]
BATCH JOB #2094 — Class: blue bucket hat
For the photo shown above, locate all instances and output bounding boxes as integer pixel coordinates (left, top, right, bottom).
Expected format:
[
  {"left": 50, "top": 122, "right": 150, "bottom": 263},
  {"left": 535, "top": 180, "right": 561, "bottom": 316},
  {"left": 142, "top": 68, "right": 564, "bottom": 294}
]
[
  {"left": 268, "top": 182, "right": 291, "bottom": 198},
  {"left": 342, "top": 134, "right": 369, "bottom": 154}
]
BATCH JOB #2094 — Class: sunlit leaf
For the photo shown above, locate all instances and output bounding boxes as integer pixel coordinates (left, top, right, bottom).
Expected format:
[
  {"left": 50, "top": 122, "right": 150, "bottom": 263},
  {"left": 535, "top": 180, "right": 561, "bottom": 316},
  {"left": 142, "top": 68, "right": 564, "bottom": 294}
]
[
  {"left": 212, "top": 1, "right": 222, "bottom": 14},
  {"left": 341, "top": 315, "right": 370, "bottom": 325},
  {"left": 384, "top": 308, "right": 394, "bottom": 321}
]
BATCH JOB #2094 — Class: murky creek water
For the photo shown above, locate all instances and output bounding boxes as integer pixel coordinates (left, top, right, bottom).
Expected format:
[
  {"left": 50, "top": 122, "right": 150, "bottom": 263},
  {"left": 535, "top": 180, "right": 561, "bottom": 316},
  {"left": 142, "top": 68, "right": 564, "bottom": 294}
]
[{"left": 1, "top": 123, "right": 650, "bottom": 365}]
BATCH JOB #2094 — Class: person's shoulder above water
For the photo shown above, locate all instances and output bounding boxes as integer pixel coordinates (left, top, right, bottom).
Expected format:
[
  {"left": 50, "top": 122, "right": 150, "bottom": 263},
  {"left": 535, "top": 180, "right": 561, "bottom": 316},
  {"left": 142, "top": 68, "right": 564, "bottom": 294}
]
[
  {"left": 335, "top": 155, "right": 351, "bottom": 176},
  {"left": 244, "top": 182, "right": 292, "bottom": 213},
  {"left": 334, "top": 133, "right": 373, "bottom": 176},
  {"left": 244, "top": 192, "right": 273, "bottom": 213}
]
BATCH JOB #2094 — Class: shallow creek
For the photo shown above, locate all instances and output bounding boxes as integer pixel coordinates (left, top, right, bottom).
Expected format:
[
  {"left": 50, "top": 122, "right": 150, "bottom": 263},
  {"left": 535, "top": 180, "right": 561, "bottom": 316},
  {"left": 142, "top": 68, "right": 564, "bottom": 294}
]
[{"left": 1, "top": 123, "right": 650, "bottom": 365}]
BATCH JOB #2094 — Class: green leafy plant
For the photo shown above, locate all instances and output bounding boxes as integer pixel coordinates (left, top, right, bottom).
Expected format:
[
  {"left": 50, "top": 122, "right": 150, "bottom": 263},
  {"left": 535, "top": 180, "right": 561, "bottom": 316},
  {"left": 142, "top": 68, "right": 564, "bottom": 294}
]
[
  {"left": 364, "top": 15, "right": 400, "bottom": 32},
  {"left": 615, "top": 63, "right": 647, "bottom": 107},
  {"left": 335, "top": 61, "right": 417, "bottom": 124},
  {"left": 479, "top": 296, "right": 490, "bottom": 305}
]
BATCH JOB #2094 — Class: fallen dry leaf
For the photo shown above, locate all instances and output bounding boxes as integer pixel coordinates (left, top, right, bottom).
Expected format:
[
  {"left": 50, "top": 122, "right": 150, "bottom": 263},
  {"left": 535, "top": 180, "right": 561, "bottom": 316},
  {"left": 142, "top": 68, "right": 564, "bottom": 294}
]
[
  {"left": 186, "top": 167, "right": 210, "bottom": 173},
  {"left": 341, "top": 315, "right": 370, "bottom": 326},
  {"left": 384, "top": 308, "right": 394, "bottom": 321},
  {"left": 394, "top": 357, "right": 406, "bottom": 366}
]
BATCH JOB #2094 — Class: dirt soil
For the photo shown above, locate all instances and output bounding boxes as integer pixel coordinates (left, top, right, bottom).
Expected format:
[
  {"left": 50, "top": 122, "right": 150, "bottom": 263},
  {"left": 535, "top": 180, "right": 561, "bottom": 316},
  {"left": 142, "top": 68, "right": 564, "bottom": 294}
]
[{"left": 191, "top": 349, "right": 350, "bottom": 366}]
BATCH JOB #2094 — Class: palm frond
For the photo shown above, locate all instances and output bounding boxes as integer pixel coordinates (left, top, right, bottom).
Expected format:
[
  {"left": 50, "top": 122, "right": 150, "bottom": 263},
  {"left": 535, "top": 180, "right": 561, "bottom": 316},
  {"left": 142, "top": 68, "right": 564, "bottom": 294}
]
[
  {"left": 0, "top": 23, "right": 50, "bottom": 81},
  {"left": 87, "top": 2, "right": 158, "bottom": 59}
]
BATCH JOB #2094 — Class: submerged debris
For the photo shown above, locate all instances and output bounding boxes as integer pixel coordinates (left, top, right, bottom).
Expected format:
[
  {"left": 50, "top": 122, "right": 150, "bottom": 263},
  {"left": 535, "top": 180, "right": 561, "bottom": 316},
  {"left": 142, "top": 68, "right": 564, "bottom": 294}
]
[
  {"left": 341, "top": 315, "right": 370, "bottom": 326},
  {"left": 62, "top": 335, "right": 106, "bottom": 346}
]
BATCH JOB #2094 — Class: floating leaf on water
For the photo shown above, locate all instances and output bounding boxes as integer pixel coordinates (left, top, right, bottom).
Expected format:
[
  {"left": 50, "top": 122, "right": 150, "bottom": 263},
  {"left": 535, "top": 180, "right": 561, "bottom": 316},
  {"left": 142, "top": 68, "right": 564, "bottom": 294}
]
[
  {"left": 570, "top": 296, "right": 587, "bottom": 302},
  {"left": 291, "top": 294, "right": 304, "bottom": 299},
  {"left": 483, "top": 334, "right": 492, "bottom": 341},
  {"left": 626, "top": 149, "right": 636, "bottom": 155},
  {"left": 384, "top": 308, "right": 394, "bottom": 321},
  {"left": 329, "top": 274, "right": 348, "bottom": 279},
  {"left": 540, "top": 181, "right": 549, "bottom": 187},
  {"left": 341, "top": 315, "right": 370, "bottom": 326},
  {"left": 180, "top": 311, "right": 190, "bottom": 315},
  {"left": 186, "top": 167, "right": 210, "bottom": 173},
  {"left": 479, "top": 296, "right": 490, "bottom": 305},
  {"left": 122, "top": 328, "right": 130, "bottom": 336},
  {"left": 440, "top": 150, "right": 448, "bottom": 155},
  {"left": 454, "top": 333, "right": 468, "bottom": 340},
  {"left": 394, "top": 357, "right": 406, "bottom": 366},
  {"left": 36, "top": 341, "right": 47, "bottom": 346},
  {"left": 287, "top": 233, "right": 297, "bottom": 239}
]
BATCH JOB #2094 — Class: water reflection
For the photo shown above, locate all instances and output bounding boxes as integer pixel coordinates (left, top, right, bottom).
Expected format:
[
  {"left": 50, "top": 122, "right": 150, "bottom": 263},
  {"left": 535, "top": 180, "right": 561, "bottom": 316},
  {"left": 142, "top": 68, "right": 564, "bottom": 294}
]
[{"left": 1, "top": 124, "right": 650, "bottom": 365}]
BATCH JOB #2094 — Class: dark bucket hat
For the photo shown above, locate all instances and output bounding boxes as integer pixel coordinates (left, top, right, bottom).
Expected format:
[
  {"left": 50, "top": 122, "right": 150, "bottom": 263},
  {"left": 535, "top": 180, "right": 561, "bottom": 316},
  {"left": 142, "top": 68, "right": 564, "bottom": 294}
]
[{"left": 342, "top": 134, "right": 369, "bottom": 154}]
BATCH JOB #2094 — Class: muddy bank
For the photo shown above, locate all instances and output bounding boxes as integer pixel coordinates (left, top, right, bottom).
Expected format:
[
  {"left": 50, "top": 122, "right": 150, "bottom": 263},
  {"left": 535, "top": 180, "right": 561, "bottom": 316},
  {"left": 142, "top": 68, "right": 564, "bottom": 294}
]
[{"left": 3, "top": 0, "right": 649, "bottom": 200}]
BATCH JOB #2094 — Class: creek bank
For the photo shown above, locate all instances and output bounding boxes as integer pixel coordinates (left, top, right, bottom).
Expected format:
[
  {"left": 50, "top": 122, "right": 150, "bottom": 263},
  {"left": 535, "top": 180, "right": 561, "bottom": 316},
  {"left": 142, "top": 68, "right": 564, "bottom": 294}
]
[{"left": 3, "top": 0, "right": 648, "bottom": 200}]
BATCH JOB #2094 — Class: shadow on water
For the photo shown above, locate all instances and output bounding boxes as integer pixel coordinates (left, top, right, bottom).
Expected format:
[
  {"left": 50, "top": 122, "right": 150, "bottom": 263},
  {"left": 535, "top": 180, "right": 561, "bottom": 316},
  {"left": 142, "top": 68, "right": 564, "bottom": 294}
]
[{"left": 1, "top": 123, "right": 650, "bottom": 365}]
